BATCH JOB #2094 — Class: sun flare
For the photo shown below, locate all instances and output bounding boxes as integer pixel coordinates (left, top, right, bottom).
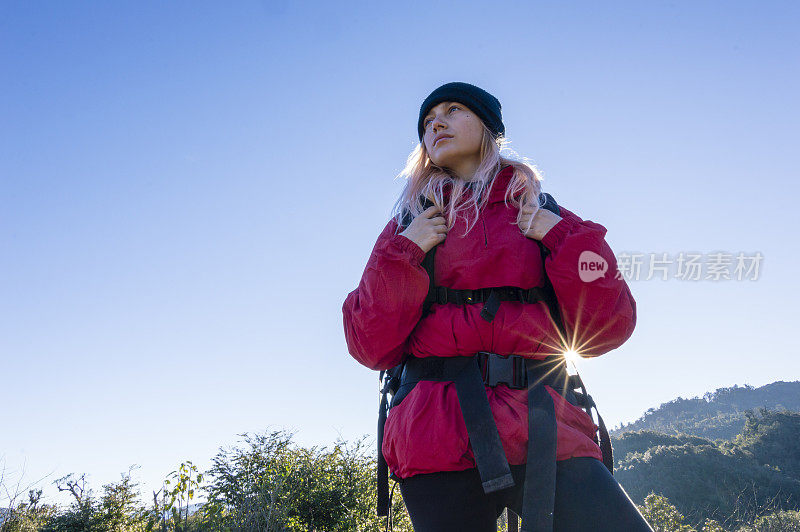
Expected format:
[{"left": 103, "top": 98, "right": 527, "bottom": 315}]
[{"left": 563, "top": 349, "right": 582, "bottom": 366}]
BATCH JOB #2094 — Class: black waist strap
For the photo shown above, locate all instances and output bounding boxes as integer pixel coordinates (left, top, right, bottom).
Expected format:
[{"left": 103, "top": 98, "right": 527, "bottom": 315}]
[{"left": 392, "top": 353, "right": 572, "bottom": 407}]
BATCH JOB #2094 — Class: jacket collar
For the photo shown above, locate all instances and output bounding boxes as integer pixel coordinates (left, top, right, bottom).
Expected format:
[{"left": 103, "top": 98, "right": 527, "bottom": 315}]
[
  {"left": 486, "top": 164, "right": 517, "bottom": 204},
  {"left": 439, "top": 164, "right": 517, "bottom": 205}
]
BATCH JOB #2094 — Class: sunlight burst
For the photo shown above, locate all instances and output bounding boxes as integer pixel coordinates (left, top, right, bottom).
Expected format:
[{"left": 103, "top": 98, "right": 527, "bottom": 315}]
[{"left": 563, "top": 349, "right": 582, "bottom": 366}]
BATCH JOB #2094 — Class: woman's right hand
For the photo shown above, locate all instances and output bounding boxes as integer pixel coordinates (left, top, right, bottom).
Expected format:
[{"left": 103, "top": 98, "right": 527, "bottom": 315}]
[{"left": 400, "top": 205, "right": 448, "bottom": 253}]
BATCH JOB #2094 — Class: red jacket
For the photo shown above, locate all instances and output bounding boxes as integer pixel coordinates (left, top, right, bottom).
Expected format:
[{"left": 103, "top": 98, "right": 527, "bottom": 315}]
[{"left": 342, "top": 165, "right": 637, "bottom": 479}]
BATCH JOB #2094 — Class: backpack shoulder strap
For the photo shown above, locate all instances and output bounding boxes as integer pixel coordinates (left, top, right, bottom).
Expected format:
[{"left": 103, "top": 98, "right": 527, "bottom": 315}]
[
  {"left": 533, "top": 192, "right": 569, "bottom": 343},
  {"left": 539, "top": 191, "right": 560, "bottom": 217},
  {"left": 400, "top": 196, "right": 438, "bottom": 317}
]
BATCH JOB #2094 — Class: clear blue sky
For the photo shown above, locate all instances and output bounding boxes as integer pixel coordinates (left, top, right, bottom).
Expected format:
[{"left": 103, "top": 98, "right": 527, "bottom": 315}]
[{"left": 2, "top": 0, "right": 798, "bottom": 507}]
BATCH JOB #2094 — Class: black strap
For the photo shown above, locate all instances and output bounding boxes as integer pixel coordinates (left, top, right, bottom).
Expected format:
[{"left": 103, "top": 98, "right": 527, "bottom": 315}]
[
  {"left": 430, "top": 285, "right": 551, "bottom": 306},
  {"left": 570, "top": 378, "right": 614, "bottom": 475},
  {"left": 539, "top": 192, "right": 560, "bottom": 217},
  {"left": 376, "top": 374, "right": 390, "bottom": 516},
  {"left": 480, "top": 289, "right": 502, "bottom": 321},
  {"left": 421, "top": 245, "right": 438, "bottom": 317},
  {"left": 521, "top": 359, "right": 559, "bottom": 532},
  {"left": 401, "top": 198, "right": 439, "bottom": 318},
  {"left": 597, "top": 411, "right": 614, "bottom": 473},
  {"left": 377, "top": 364, "right": 407, "bottom": 516},
  {"left": 453, "top": 357, "right": 515, "bottom": 492}
]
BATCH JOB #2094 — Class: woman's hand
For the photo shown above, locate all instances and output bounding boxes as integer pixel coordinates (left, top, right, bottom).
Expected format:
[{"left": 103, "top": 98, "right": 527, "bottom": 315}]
[
  {"left": 519, "top": 200, "right": 563, "bottom": 241},
  {"left": 400, "top": 205, "right": 448, "bottom": 253}
]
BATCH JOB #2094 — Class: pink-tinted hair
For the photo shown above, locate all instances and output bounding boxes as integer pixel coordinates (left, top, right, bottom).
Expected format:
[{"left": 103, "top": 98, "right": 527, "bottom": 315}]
[{"left": 391, "top": 121, "right": 548, "bottom": 238}]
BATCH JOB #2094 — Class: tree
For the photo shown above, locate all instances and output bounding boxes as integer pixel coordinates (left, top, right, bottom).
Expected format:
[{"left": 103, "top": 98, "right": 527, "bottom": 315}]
[
  {"left": 197, "top": 429, "right": 411, "bottom": 531},
  {"left": 638, "top": 493, "right": 696, "bottom": 532},
  {"left": 738, "top": 510, "right": 800, "bottom": 531},
  {"left": 41, "top": 473, "right": 97, "bottom": 531},
  {"left": 163, "top": 461, "right": 202, "bottom": 532},
  {"left": 0, "top": 489, "right": 57, "bottom": 532},
  {"left": 94, "top": 467, "right": 148, "bottom": 531}
]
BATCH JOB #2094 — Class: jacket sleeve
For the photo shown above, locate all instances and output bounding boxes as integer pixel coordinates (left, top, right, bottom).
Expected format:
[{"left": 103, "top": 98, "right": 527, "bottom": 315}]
[
  {"left": 342, "top": 218, "right": 431, "bottom": 370},
  {"left": 538, "top": 206, "right": 637, "bottom": 357}
]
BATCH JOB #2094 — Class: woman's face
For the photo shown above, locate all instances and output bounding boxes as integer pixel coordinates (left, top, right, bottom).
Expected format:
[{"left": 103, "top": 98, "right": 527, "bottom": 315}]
[{"left": 422, "top": 101, "right": 484, "bottom": 171}]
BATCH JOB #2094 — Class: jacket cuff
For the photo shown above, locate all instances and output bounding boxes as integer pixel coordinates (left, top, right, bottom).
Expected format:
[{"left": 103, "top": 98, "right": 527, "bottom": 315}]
[
  {"left": 540, "top": 217, "right": 577, "bottom": 252},
  {"left": 392, "top": 234, "right": 426, "bottom": 264}
]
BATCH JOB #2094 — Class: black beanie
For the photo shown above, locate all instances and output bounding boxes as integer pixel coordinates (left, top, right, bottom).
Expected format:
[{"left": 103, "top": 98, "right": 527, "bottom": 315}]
[{"left": 417, "top": 81, "right": 505, "bottom": 142}]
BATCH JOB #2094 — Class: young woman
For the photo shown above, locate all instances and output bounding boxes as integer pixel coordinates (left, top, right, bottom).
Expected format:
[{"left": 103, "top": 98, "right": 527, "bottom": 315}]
[{"left": 342, "top": 82, "right": 653, "bottom": 532}]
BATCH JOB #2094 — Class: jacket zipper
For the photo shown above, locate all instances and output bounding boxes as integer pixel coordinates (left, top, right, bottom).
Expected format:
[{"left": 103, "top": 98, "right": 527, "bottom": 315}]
[{"left": 482, "top": 218, "right": 488, "bottom": 247}]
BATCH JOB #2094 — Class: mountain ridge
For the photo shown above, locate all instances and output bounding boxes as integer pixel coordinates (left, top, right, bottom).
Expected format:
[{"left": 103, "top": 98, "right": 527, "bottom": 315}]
[{"left": 612, "top": 380, "right": 800, "bottom": 440}]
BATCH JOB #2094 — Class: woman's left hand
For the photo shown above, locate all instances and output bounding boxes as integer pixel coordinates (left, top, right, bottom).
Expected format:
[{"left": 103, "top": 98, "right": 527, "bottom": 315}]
[{"left": 518, "top": 201, "right": 563, "bottom": 241}]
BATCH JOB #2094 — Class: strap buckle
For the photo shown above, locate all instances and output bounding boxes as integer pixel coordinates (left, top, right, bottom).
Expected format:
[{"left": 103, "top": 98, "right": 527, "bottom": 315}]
[{"left": 478, "top": 351, "right": 516, "bottom": 388}]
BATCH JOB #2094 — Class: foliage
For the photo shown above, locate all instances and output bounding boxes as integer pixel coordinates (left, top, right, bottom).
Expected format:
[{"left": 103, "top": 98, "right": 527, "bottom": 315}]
[
  {"left": 163, "top": 461, "right": 202, "bottom": 531},
  {"left": 615, "top": 409, "right": 800, "bottom": 529},
  {"left": 39, "top": 473, "right": 99, "bottom": 532},
  {"left": 195, "top": 429, "right": 411, "bottom": 531},
  {"left": 0, "top": 490, "right": 57, "bottom": 532},
  {"left": 736, "top": 510, "right": 800, "bottom": 531},
  {"left": 613, "top": 431, "right": 713, "bottom": 468},
  {"left": 638, "top": 495, "right": 741, "bottom": 532},
  {"left": 723, "top": 410, "right": 800, "bottom": 480},
  {"left": 3, "top": 399, "right": 799, "bottom": 531},
  {"left": 93, "top": 469, "right": 149, "bottom": 531},
  {"left": 617, "top": 441, "right": 800, "bottom": 527},
  {"left": 702, "top": 519, "right": 726, "bottom": 532},
  {"left": 33, "top": 469, "right": 150, "bottom": 532},
  {"left": 638, "top": 493, "right": 696, "bottom": 531}
]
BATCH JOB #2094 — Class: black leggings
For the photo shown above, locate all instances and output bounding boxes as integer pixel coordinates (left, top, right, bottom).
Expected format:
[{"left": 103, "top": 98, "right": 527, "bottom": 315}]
[{"left": 397, "top": 457, "right": 653, "bottom": 532}]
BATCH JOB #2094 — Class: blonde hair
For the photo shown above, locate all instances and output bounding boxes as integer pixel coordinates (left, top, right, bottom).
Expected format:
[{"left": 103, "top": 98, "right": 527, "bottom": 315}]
[{"left": 391, "top": 122, "right": 547, "bottom": 238}]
